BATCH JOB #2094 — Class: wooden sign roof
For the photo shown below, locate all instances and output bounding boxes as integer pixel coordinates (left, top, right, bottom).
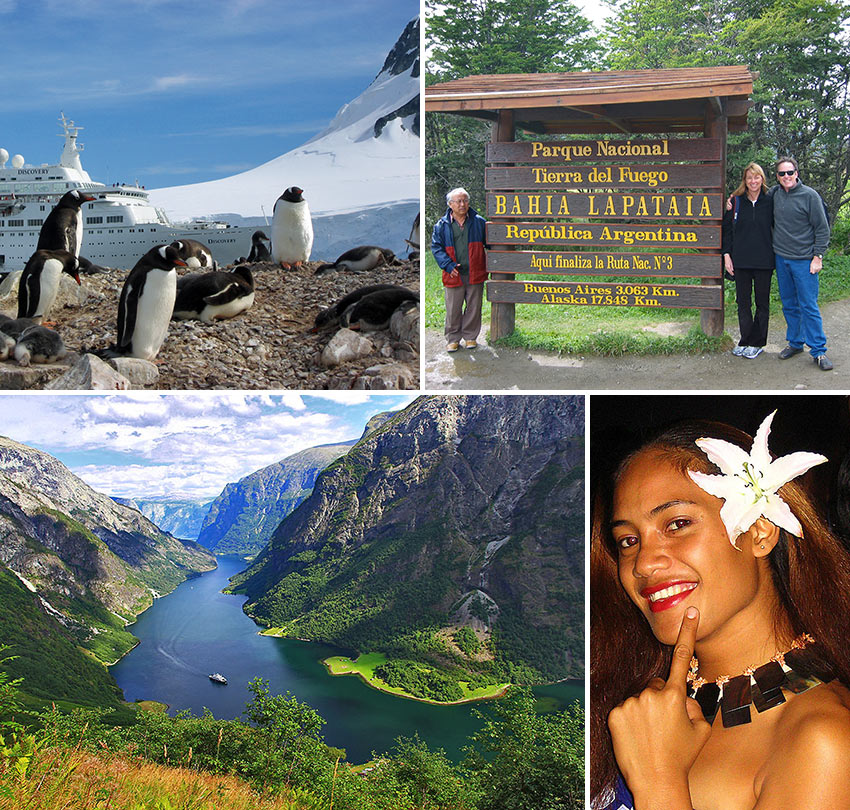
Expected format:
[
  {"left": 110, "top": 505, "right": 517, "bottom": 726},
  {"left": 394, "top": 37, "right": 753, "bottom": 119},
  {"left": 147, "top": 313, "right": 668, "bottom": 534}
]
[{"left": 425, "top": 66, "right": 756, "bottom": 134}]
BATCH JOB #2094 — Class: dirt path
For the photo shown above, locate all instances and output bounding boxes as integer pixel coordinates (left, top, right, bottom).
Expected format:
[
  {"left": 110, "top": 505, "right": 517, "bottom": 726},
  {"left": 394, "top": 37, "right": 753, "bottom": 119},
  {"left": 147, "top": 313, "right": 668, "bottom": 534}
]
[{"left": 424, "top": 297, "right": 850, "bottom": 390}]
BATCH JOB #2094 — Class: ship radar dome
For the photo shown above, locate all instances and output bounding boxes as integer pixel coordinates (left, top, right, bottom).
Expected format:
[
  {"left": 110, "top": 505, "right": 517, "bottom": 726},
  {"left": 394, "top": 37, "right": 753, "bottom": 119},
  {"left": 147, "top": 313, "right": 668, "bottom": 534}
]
[
  {"left": 11, "top": 154, "right": 24, "bottom": 169},
  {"left": 0, "top": 149, "right": 7, "bottom": 168}
]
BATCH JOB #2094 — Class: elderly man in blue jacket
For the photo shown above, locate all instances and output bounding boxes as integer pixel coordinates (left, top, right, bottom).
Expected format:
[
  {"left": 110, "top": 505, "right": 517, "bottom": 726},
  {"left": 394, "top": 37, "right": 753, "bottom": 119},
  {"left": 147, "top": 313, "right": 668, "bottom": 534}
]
[{"left": 431, "top": 187, "right": 488, "bottom": 352}]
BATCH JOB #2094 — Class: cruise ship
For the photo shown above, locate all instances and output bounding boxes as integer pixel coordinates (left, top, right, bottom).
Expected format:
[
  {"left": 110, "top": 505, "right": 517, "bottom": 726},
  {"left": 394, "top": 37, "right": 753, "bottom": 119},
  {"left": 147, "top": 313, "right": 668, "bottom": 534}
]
[{"left": 0, "top": 114, "right": 258, "bottom": 272}]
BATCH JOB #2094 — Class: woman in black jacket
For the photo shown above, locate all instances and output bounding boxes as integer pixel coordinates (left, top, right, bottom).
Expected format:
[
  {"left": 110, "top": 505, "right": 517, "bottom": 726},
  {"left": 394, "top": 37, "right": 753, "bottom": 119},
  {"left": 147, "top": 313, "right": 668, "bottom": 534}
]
[{"left": 722, "top": 163, "right": 775, "bottom": 359}]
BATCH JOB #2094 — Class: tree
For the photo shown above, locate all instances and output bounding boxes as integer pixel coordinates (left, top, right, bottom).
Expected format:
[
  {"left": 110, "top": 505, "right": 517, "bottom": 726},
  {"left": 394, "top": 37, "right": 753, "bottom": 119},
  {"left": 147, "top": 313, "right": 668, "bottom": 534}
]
[
  {"left": 603, "top": 0, "right": 850, "bottom": 215},
  {"left": 427, "top": 0, "right": 601, "bottom": 79},
  {"left": 464, "top": 686, "right": 584, "bottom": 810},
  {"left": 241, "top": 678, "right": 328, "bottom": 792},
  {"left": 425, "top": 0, "right": 602, "bottom": 226}
]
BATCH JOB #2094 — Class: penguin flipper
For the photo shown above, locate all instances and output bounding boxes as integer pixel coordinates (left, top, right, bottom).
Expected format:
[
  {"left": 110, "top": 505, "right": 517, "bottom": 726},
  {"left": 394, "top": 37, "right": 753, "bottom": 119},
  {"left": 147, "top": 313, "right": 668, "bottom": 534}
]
[
  {"left": 17, "top": 268, "right": 37, "bottom": 318},
  {"left": 116, "top": 272, "right": 146, "bottom": 353},
  {"left": 63, "top": 222, "right": 77, "bottom": 254},
  {"left": 203, "top": 282, "right": 240, "bottom": 306}
]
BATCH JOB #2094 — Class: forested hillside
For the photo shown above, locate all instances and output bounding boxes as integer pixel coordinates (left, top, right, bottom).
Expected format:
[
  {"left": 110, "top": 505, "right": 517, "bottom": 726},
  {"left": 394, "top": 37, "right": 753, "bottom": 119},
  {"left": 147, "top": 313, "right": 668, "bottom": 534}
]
[
  {"left": 0, "top": 435, "right": 216, "bottom": 709},
  {"left": 231, "top": 396, "right": 584, "bottom": 694}
]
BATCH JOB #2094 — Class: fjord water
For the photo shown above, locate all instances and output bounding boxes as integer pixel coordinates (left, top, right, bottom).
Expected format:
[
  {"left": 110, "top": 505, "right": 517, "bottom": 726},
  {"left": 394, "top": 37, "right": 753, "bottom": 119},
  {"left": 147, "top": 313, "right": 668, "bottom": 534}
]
[{"left": 111, "top": 556, "right": 581, "bottom": 762}]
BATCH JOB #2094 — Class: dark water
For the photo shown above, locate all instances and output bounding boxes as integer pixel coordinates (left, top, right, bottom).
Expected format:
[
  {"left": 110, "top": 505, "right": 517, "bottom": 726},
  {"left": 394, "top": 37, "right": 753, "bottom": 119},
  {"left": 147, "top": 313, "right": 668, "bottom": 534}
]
[{"left": 111, "top": 556, "right": 582, "bottom": 763}]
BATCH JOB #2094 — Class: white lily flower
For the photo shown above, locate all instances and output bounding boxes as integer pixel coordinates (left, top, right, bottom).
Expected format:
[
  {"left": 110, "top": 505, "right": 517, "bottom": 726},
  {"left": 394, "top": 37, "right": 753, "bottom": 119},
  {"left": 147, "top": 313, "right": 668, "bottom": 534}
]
[{"left": 687, "top": 410, "right": 827, "bottom": 546}]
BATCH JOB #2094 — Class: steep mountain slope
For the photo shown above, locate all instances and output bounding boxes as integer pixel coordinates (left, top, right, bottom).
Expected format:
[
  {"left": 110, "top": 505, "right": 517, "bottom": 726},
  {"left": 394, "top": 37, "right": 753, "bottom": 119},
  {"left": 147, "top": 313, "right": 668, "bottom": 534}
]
[
  {"left": 149, "top": 17, "right": 419, "bottom": 224},
  {"left": 0, "top": 435, "right": 216, "bottom": 703},
  {"left": 113, "top": 498, "right": 213, "bottom": 540},
  {"left": 196, "top": 410, "right": 399, "bottom": 557},
  {"left": 231, "top": 396, "right": 584, "bottom": 683},
  {"left": 196, "top": 443, "right": 356, "bottom": 557}
]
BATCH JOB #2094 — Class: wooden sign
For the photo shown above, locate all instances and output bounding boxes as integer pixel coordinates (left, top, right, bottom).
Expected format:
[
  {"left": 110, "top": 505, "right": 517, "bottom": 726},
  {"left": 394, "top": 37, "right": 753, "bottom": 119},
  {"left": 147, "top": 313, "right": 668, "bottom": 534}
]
[
  {"left": 487, "top": 280, "right": 723, "bottom": 309},
  {"left": 487, "top": 138, "right": 723, "bottom": 164},
  {"left": 487, "top": 192, "right": 721, "bottom": 219},
  {"left": 486, "top": 164, "right": 722, "bottom": 190},
  {"left": 486, "top": 221, "right": 720, "bottom": 248},
  {"left": 487, "top": 250, "right": 720, "bottom": 278}
]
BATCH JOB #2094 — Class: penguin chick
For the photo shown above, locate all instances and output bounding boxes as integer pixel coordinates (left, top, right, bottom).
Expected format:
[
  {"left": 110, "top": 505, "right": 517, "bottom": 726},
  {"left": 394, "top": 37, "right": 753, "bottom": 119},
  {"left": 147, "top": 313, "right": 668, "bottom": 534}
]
[
  {"left": 170, "top": 239, "right": 215, "bottom": 270},
  {"left": 0, "top": 316, "right": 38, "bottom": 340},
  {"left": 313, "top": 246, "right": 397, "bottom": 276},
  {"left": 0, "top": 330, "right": 14, "bottom": 361},
  {"left": 17, "top": 249, "right": 81, "bottom": 323},
  {"left": 14, "top": 326, "right": 66, "bottom": 366},
  {"left": 271, "top": 186, "right": 312, "bottom": 269},
  {"left": 96, "top": 245, "right": 187, "bottom": 360},
  {"left": 313, "top": 283, "right": 401, "bottom": 332},
  {"left": 78, "top": 256, "right": 108, "bottom": 274},
  {"left": 36, "top": 189, "right": 96, "bottom": 257},
  {"left": 247, "top": 231, "right": 272, "bottom": 263},
  {"left": 340, "top": 287, "right": 418, "bottom": 331},
  {"left": 173, "top": 266, "right": 254, "bottom": 323}
]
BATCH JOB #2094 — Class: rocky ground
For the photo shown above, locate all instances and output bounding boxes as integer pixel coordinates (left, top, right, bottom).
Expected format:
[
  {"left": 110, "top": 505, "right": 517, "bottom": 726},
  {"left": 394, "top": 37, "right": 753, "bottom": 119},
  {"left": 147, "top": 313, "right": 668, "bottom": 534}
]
[{"left": 0, "top": 259, "right": 419, "bottom": 390}]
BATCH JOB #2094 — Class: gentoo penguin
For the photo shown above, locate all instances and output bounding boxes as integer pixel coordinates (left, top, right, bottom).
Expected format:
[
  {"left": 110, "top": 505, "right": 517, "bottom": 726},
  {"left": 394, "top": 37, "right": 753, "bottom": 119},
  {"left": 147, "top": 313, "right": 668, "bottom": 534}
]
[
  {"left": 173, "top": 266, "right": 254, "bottom": 323},
  {"left": 313, "top": 283, "right": 400, "bottom": 331},
  {"left": 98, "top": 245, "right": 187, "bottom": 360},
  {"left": 13, "top": 326, "right": 66, "bottom": 366},
  {"left": 406, "top": 212, "right": 420, "bottom": 259},
  {"left": 314, "top": 246, "right": 397, "bottom": 276},
  {"left": 17, "top": 249, "right": 81, "bottom": 323},
  {"left": 247, "top": 231, "right": 271, "bottom": 263},
  {"left": 36, "top": 189, "right": 96, "bottom": 257},
  {"left": 171, "top": 239, "right": 215, "bottom": 270},
  {"left": 271, "top": 186, "right": 313, "bottom": 269},
  {"left": 340, "top": 287, "right": 418, "bottom": 331},
  {"left": 78, "top": 256, "right": 107, "bottom": 275}
]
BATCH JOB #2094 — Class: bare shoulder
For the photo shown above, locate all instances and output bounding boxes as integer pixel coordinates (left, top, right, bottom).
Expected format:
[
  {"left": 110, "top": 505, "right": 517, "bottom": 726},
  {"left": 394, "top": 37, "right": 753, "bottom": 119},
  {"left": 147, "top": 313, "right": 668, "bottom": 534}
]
[{"left": 756, "top": 682, "right": 850, "bottom": 808}]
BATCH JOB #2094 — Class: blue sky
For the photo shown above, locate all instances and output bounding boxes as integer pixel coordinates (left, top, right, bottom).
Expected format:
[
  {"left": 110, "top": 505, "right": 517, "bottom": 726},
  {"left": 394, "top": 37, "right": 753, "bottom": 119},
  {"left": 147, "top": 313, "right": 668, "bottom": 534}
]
[
  {"left": 0, "top": 392, "right": 417, "bottom": 501},
  {"left": 0, "top": 0, "right": 418, "bottom": 188}
]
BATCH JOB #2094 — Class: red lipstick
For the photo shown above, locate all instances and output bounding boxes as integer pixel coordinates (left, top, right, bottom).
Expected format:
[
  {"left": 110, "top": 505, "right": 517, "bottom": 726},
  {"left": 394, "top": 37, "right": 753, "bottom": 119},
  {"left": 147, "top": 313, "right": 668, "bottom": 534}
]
[{"left": 640, "top": 581, "right": 697, "bottom": 613}]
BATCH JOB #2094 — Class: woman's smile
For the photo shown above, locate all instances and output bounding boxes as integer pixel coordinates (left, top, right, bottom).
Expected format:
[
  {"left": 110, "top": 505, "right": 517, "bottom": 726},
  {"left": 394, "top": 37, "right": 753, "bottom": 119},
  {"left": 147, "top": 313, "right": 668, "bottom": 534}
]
[{"left": 641, "top": 581, "right": 698, "bottom": 613}]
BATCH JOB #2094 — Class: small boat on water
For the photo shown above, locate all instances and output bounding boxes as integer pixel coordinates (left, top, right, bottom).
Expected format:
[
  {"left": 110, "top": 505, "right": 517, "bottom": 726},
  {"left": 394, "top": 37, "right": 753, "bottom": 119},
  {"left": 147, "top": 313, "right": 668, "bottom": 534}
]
[{"left": 209, "top": 673, "right": 227, "bottom": 684}]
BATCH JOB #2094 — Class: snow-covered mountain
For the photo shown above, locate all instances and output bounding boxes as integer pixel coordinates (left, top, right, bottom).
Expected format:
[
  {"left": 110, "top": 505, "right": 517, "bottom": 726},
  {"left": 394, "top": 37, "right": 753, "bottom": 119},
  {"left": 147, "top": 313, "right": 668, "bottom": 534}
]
[{"left": 149, "top": 17, "right": 420, "bottom": 253}]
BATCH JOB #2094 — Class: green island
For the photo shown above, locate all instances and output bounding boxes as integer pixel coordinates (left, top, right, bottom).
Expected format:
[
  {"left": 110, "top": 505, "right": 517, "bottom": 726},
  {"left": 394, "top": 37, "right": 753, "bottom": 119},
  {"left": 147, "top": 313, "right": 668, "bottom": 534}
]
[{"left": 322, "top": 652, "right": 510, "bottom": 704}]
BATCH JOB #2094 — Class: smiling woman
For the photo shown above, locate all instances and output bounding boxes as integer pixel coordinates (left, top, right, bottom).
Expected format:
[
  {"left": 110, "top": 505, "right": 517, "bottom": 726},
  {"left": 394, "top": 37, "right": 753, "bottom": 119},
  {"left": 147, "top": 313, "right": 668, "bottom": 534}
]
[{"left": 590, "top": 411, "right": 850, "bottom": 810}]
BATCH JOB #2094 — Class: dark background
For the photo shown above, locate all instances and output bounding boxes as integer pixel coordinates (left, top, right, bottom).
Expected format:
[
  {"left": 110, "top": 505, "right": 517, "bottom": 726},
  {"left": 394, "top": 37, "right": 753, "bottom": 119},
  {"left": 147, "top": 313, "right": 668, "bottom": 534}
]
[{"left": 590, "top": 395, "right": 850, "bottom": 536}]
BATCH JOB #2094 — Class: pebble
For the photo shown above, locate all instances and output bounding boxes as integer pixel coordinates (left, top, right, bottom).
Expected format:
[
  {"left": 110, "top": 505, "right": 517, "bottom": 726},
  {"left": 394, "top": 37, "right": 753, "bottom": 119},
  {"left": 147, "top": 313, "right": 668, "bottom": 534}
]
[{"left": 0, "top": 259, "right": 419, "bottom": 390}]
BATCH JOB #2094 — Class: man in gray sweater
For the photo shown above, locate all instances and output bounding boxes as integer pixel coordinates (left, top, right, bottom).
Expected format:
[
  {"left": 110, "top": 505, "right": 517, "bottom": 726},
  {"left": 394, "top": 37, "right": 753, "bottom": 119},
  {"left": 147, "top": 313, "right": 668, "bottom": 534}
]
[{"left": 773, "top": 156, "right": 833, "bottom": 370}]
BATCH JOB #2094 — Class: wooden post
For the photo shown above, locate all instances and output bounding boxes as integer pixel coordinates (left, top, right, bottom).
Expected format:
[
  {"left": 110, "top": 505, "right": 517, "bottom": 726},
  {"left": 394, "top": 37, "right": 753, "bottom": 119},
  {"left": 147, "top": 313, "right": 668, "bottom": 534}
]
[
  {"left": 489, "top": 110, "right": 516, "bottom": 341},
  {"left": 701, "top": 101, "right": 727, "bottom": 337}
]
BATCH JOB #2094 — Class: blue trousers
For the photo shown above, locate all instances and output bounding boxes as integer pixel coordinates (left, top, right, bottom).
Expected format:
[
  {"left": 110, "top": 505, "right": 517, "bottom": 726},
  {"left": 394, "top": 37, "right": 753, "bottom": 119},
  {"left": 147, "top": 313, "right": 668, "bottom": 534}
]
[{"left": 775, "top": 254, "right": 827, "bottom": 357}]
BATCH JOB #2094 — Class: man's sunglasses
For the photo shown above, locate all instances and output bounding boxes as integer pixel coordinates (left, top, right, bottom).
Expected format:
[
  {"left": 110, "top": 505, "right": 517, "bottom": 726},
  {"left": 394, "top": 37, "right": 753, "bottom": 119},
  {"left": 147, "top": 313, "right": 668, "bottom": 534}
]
[{"left": 777, "top": 170, "right": 797, "bottom": 176}]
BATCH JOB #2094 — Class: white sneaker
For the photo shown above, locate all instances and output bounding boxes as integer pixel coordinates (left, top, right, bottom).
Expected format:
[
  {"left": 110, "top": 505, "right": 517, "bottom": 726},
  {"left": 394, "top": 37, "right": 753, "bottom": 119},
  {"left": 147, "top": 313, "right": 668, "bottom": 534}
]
[
  {"left": 742, "top": 346, "right": 763, "bottom": 359},
  {"left": 732, "top": 345, "right": 746, "bottom": 356}
]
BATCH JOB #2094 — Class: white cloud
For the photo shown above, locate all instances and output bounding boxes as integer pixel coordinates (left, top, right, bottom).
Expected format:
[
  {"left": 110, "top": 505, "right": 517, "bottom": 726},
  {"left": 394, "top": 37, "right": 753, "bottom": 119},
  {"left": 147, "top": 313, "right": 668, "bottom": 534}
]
[
  {"left": 151, "top": 74, "right": 199, "bottom": 91},
  {"left": 0, "top": 393, "right": 409, "bottom": 501}
]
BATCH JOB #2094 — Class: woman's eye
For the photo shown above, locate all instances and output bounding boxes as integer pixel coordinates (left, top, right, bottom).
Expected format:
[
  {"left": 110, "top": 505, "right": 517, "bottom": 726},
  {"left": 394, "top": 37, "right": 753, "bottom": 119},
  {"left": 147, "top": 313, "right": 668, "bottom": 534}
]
[
  {"left": 616, "top": 535, "right": 639, "bottom": 550},
  {"left": 668, "top": 518, "right": 692, "bottom": 532}
]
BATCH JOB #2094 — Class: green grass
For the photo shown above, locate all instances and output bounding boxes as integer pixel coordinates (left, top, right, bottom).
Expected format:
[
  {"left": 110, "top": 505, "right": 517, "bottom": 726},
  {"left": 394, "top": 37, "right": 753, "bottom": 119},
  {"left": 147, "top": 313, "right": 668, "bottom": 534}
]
[
  {"left": 425, "top": 251, "right": 850, "bottom": 355},
  {"left": 324, "top": 653, "right": 509, "bottom": 704}
]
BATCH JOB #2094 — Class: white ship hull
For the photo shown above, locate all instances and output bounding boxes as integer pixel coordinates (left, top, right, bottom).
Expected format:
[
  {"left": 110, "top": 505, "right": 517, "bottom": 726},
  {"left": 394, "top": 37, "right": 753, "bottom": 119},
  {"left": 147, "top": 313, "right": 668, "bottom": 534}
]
[{"left": 0, "top": 115, "right": 258, "bottom": 272}]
